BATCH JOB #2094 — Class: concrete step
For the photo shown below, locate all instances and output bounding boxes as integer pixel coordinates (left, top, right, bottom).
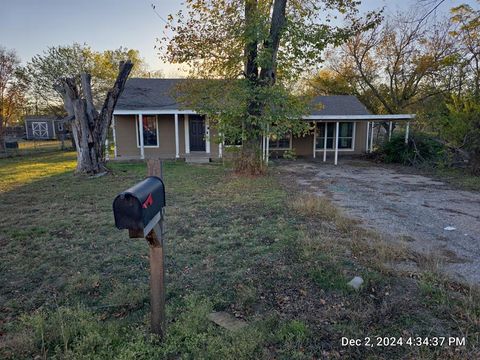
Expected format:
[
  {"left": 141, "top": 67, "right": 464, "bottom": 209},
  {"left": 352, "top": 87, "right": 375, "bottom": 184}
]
[{"left": 186, "top": 153, "right": 210, "bottom": 163}]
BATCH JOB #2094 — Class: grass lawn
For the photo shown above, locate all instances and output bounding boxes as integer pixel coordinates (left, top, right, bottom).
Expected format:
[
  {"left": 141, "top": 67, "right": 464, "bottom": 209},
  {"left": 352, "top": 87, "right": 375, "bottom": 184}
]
[{"left": 0, "top": 152, "right": 479, "bottom": 359}]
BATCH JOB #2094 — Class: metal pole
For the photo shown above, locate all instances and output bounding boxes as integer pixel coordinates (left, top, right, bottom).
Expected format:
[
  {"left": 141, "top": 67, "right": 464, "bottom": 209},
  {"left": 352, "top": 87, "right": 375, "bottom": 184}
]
[
  {"left": 266, "top": 125, "right": 269, "bottom": 165},
  {"left": 334, "top": 121, "right": 339, "bottom": 165},
  {"left": 174, "top": 113, "right": 179, "bottom": 159},
  {"left": 312, "top": 123, "right": 316, "bottom": 159},
  {"left": 323, "top": 123, "right": 327, "bottom": 162},
  {"left": 139, "top": 114, "right": 145, "bottom": 160},
  {"left": 366, "top": 121, "right": 370, "bottom": 153},
  {"left": 370, "top": 122, "right": 374, "bottom": 153},
  {"left": 405, "top": 121, "right": 410, "bottom": 144},
  {"left": 388, "top": 121, "right": 392, "bottom": 141}
]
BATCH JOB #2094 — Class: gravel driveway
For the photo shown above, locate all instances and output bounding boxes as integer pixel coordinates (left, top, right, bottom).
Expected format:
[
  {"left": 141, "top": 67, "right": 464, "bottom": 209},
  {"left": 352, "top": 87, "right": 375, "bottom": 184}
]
[{"left": 277, "top": 160, "right": 480, "bottom": 285}]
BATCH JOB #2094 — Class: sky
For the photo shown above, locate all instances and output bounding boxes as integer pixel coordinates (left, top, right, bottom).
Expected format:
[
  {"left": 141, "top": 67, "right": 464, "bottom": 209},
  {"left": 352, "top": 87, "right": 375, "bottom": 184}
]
[{"left": 1, "top": 0, "right": 477, "bottom": 77}]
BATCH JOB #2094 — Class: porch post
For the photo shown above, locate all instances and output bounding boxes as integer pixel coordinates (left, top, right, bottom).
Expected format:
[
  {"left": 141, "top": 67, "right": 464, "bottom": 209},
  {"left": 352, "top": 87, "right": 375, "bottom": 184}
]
[
  {"left": 323, "top": 123, "right": 327, "bottom": 162},
  {"left": 112, "top": 115, "right": 117, "bottom": 159},
  {"left": 205, "top": 116, "right": 211, "bottom": 154},
  {"left": 370, "top": 122, "right": 374, "bottom": 153},
  {"left": 266, "top": 124, "right": 270, "bottom": 165},
  {"left": 388, "top": 121, "right": 393, "bottom": 141},
  {"left": 405, "top": 121, "right": 410, "bottom": 144},
  {"left": 312, "top": 122, "right": 316, "bottom": 159},
  {"left": 262, "top": 131, "right": 266, "bottom": 161},
  {"left": 219, "top": 133, "right": 223, "bottom": 158},
  {"left": 174, "top": 113, "right": 179, "bottom": 158},
  {"left": 365, "top": 121, "right": 370, "bottom": 153},
  {"left": 139, "top": 113, "right": 145, "bottom": 160},
  {"left": 184, "top": 114, "right": 190, "bottom": 154},
  {"left": 334, "top": 121, "right": 339, "bottom": 165}
]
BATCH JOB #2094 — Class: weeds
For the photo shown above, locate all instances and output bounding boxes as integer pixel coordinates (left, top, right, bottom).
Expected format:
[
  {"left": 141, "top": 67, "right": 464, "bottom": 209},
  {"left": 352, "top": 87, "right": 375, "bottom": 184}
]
[{"left": 1, "top": 152, "right": 479, "bottom": 358}]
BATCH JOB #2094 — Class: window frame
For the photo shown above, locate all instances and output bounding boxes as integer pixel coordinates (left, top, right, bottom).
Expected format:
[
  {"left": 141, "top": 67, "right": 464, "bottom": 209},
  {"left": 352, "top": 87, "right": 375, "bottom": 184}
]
[
  {"left": 269, "top": 132, "right": 292, "bottom": 150},
  {"left": 135, "top": 115, "right": 160, "bottom": 148},
  {"left": 315, "top": 121, "right": 356, "bottom": 151}
]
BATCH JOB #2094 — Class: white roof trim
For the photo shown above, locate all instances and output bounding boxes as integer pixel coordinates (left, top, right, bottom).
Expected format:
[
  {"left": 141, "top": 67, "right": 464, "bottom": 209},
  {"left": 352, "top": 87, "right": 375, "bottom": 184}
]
[
  {"left": 114, "top": 110, "right": 415, "bottom": 120},
  {"left": 113, "top": 109, "right": 197, "bottom": 115},
  {"left": 303, "top": 114, "right": 416, "bottom": 120}
]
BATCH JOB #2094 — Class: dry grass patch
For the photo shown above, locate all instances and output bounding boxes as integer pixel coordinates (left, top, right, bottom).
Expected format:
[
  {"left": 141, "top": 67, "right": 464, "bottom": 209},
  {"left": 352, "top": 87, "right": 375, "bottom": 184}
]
[
  {"left": 291, "top": 195, "right": 339, "bottom": 221},
  {"left": 291, "top": 193, "right": 413, "bottom": 271}
]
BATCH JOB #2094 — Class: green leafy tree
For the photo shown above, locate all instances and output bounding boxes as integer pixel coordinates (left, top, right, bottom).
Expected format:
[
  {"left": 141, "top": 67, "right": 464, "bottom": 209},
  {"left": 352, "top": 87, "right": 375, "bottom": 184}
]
[
  {"left": 160, "top": 0, "right": 380, "bottom": 174},
  {"left": 26, "top": 44, "right": 150, "bottom": 113}
]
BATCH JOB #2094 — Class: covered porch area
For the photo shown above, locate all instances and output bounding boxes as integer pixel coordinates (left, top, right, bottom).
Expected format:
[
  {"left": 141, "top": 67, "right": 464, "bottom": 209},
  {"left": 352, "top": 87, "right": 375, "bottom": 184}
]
[
  {"left": 112, "top": 110, "right": 219, "bottom": 161},
  {"left": 303, "top": 114, "right": 415, "bottom": 165}
]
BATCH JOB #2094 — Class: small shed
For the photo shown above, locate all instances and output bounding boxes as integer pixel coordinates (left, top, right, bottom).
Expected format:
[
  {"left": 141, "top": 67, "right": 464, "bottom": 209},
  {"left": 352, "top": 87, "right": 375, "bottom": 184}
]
[{"left": 24, "top": 115, "right": 69, "bottom": 140}]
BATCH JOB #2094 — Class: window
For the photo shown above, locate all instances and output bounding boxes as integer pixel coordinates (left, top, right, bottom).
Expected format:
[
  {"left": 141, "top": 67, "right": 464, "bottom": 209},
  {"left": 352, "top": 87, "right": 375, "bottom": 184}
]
[
  {"left": 136, "top": 115, "right": 159, "bottom": 147},
  {"left": 269, "top": 133, "right": 292, "bottom": 149},
  {"left": 316, "top": 123, "right": 334, "bottom": 149},
  {"left": 338, "top": 122, "right": 353, "bottom": 149},
  {"left": 316, "top": 122, "right": 354, "bottom": 150}
]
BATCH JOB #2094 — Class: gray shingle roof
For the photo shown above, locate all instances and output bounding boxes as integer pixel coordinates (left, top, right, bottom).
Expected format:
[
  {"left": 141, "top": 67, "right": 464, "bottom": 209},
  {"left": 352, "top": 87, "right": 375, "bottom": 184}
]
[
  {"left": 116, "top": 78, "right": 370, "bottom": 116},
  {"left": 309, "top": 95, "right": 370, "bottom": 116},
  {"left": 116, "top": 78, "right": 185, "bottom": 110}
]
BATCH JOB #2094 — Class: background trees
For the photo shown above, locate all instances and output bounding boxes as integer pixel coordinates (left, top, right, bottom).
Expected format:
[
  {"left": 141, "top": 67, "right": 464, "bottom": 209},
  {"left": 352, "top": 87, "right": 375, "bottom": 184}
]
[
  {"left": 308, "top": 1, "right": 480, "bottom": 173},
  {"left": 0, "top": 47, "right": 27, "bottom": 151},
  {"left": 26, "top": 44, "right": 150, "bottom": 115},
  {"left": 161, "top": 0, "right": 380, "bottom": 174}
]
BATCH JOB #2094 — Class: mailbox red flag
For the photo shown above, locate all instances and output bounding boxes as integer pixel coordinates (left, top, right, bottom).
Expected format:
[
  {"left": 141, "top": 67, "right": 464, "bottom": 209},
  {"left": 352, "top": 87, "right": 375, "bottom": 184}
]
[{"left": 142, "top": 193, "right": 154, "bottom": 209}]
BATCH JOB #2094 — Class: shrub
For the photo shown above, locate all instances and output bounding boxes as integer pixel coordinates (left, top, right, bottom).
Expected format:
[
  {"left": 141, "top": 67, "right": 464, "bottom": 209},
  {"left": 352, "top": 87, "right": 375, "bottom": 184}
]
[
  {"left": 377, "top": 133, "right": 447, "bottom": 166},
  {"left": 282, "top": 148, "right": 297, "bottom": 160}
]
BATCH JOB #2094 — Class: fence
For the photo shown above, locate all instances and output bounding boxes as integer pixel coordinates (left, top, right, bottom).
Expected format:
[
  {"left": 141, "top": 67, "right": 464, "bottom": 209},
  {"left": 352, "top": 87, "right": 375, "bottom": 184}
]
[{"left": 1, "top": 139, "right": 73, "bottom": 158}]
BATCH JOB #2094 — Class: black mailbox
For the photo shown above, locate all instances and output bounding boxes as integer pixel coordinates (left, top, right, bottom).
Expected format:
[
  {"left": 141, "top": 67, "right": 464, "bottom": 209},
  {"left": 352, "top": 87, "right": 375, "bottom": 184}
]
[{"left": 113, "top": 176, "right": 165, "bottom": 234}]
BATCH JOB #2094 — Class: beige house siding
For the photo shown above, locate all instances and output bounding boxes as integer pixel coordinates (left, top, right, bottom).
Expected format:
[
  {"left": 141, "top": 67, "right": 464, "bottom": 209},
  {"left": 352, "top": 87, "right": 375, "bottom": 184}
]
[
  {"left": 271, "top": 121, "right": 369, "bottom": 158},
  {"left": 114, "top": 116, "right": 369, "bottom": 160},
  {"left": 115, "top": 115, "right": 137, "bottom": 158},
  {"left": 114, "top": 114, "right": 221, "bottom": 159}
]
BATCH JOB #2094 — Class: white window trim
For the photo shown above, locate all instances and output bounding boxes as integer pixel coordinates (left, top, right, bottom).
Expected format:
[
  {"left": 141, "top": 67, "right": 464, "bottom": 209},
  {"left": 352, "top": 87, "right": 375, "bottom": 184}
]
[
  {"left": 269, "top": 133, "right": 293, "bottom": 150},
  {"left": 315, "top": 122, "right": 356, "bottom": 152},
  {"left": 135, "top": 114, "right": 160, "bottom": 148}
]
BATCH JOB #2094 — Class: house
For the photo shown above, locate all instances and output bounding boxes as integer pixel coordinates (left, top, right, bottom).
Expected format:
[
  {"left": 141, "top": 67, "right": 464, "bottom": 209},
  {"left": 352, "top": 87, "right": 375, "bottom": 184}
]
[
  {"left": 24, "top": 115, "right": 70, "bottom": 140},
  {"left": 112, "top": 78, "right": 415, "bottom": 164}
]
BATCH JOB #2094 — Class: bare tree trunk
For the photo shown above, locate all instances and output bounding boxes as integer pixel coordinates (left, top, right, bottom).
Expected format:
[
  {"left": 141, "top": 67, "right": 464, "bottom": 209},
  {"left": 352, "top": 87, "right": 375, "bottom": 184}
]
[{"left": 55, "top": 61, "right": 133, "bottom": 175}]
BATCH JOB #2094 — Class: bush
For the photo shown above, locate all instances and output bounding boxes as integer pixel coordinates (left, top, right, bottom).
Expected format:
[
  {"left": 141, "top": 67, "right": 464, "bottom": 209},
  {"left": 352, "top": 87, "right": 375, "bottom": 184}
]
[
  {"left": 377, "top": 133, "right": 447, "bottom": 166},
  {"left": 282, "top": 148, "right": 297, "bottom": 160}
]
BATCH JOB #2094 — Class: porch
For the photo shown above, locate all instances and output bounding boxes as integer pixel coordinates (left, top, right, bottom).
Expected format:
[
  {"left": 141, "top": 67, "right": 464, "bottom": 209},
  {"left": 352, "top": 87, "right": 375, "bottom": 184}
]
[{"left": 112, "top": 110, "right": 220, "bottom": 161}]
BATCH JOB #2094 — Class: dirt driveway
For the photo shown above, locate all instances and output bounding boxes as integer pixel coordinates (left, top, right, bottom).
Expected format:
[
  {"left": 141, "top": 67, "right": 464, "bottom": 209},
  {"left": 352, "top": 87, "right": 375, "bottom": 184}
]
[{"left": 277, "top": 160, "right": 480, "bottom": 285}]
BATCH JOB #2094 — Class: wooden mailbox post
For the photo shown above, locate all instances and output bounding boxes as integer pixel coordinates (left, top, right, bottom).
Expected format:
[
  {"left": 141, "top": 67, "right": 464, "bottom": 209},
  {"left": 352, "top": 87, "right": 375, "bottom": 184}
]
[{"left": 113, "top": 160, "right": 166, "bottom": 337}]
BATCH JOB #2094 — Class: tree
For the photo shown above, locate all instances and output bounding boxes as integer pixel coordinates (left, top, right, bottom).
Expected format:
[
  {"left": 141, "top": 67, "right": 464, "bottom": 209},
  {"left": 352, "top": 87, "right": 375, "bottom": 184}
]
[
  {"left": 317, "top": 9, "right": 458, "bottom": 115},
  {"left": 450, "top": 2, "right": 480, "bottom": 99},
  {"left": 55, "top": 61, "right": 133, "bottom": 175},
  {"left": 27, "top": 44, "right": 150, "bottom": 113},
  {"left": 0, "top": 46, "right": 27, "bottom": 151},
  {"left": 160, "top": 0, "right": 380, "bottom": 174}
]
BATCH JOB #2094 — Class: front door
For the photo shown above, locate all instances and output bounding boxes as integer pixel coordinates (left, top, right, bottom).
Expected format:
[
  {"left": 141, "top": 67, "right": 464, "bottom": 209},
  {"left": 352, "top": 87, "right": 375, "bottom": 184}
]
[{"left": 189, "top": 115, "right": 206, "bottom": 151}]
